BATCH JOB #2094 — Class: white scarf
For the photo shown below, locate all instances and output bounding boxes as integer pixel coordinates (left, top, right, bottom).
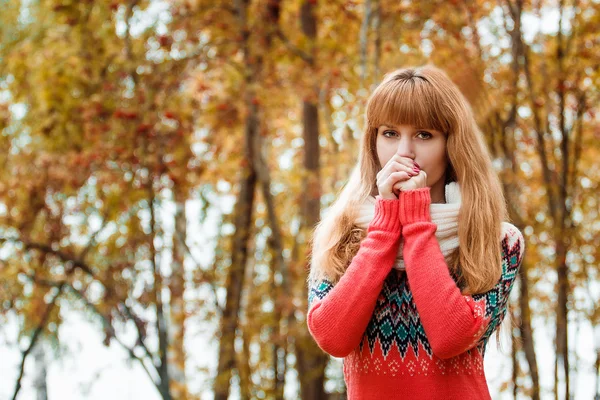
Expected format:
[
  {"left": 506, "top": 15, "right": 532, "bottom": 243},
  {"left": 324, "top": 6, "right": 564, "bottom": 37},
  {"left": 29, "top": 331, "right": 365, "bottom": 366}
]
[{"left": 355, "top": 182, "right": 462, "bottom": 271}]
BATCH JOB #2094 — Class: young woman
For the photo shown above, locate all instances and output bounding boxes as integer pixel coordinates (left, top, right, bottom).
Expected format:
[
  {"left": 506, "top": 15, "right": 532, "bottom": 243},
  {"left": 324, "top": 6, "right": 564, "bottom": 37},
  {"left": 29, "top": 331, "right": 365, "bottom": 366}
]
[{"left": 306, "top": 65, "right": 525, "bottom": 399}]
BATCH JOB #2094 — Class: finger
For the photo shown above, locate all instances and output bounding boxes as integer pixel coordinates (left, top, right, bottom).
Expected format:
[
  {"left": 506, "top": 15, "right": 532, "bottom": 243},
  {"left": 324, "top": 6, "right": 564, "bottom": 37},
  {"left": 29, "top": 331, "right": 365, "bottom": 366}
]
[
  {"left": 382, "top": 154, "right": 411, "bottom": 171},
  {"left": 381, "top": 171, "right": 410, "bottom": 192},
  {"left": 382, "top": 161, "right": 415, "bottom": 180},
  {"left": 391, "top": 154, "right": 418, "bottom": 169},
  {"left": 392, "top": 179, "right": 411, "bottom": 195},
  {"left": 393, "top": 178, "right": 407, "bottom": 187},
  {"left": 386, "top": 171, "right": 412, "bottom": 186},
  {"left": 389, "top": 161, "right": 416, "bottom": 174},
  {"left": 377, "top": 163, "right": 406, "bottom": 186},
  {"left": 378, "top": 159, "right": 418, "bottom": 190}
]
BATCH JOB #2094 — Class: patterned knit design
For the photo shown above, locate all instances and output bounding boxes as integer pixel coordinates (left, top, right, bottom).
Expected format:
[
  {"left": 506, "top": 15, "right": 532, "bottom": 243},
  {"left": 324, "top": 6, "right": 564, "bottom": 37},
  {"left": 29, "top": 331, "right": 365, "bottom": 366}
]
[
  {"left": 471, "top": 225, "right": 522, "bottom": 357},
  {"left": 308, "top": 280, "right": 334, "bottom": 307},
  {"left": 363, "top": 270, "right": 432, "bottom": 359},
  {"left": 344, "top": 341, "right": 485, "bottom": 377},
  {"left": 308, "top": 225, "right": 522, "bottom": 365}
]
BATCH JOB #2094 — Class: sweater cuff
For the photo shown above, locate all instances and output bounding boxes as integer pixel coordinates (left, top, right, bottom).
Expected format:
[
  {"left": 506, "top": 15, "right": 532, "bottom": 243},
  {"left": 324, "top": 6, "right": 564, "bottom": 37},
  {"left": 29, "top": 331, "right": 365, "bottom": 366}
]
[
  {"left": 399, "top": 187, "right": 432, "bottom": 224},
  {"left": 369, "top": 198, "right": 402, "bottom": 232}
]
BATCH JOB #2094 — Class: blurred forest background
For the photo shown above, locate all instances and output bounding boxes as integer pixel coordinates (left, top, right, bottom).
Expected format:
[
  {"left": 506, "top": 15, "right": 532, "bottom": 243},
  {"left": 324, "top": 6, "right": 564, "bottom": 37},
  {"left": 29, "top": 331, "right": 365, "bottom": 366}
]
[{"left": 0, "top": 0, "right": 599, "bottom": 399}]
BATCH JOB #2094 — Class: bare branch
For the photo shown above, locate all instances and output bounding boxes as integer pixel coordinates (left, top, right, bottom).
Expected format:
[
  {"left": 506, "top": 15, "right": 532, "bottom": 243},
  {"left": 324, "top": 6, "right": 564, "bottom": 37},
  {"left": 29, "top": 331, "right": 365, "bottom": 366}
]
[
  {"left": 174, "top": 223, "right": 223, "bottom": 317},
  {"left": 118, "top": 302, "right": 157, "bottom": 368},
  {"left": 274, "top": 28, "right": 313, "bottom": 63},
  {"left": 568, "top": 91, "right": 586, "bottom": 220},
  {"left": 12, "top": 283, "right": 64, "bottom": 400},
  {"left": 79, "top": 207, "right": 111, "bottom": 262},
  {"left": 5, "top": 237, "right": 95, "bottom": 276},
  {"left": 27, "top": 274, "right": 161, "bottom": 389}
]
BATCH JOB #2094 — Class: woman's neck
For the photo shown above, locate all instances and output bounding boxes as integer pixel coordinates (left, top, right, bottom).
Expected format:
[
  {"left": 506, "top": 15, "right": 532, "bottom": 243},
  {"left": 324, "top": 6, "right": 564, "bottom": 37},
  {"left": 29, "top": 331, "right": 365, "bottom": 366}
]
[{"left": 430, "top": 180, "right": 447, "bottom": 204}]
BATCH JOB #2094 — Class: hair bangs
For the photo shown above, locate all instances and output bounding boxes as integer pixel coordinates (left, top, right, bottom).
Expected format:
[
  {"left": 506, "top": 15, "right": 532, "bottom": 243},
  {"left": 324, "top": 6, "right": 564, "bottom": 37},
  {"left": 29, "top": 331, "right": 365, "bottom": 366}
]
[{"left": 366, "top": 77, "right": 452, "bottom": 134}]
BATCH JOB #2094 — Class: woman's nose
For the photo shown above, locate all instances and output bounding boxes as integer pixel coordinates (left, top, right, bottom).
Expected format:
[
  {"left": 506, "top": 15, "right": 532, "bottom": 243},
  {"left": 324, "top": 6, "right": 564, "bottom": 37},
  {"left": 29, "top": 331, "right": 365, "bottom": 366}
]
[{"left": 396, "top": 137, "right": 415, "bottom": 158}]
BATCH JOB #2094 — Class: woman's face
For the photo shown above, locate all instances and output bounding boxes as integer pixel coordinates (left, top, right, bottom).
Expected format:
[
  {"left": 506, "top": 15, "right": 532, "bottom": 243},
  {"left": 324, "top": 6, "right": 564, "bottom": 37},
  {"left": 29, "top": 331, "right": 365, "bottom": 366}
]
[{"left": 375, "top": 124, "right": 449, "bottom": 189}]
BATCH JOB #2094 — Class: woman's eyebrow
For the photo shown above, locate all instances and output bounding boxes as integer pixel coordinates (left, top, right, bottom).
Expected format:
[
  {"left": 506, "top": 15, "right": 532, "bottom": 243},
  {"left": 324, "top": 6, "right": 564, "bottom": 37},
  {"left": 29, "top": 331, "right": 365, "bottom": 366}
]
[{"left": 381, "top": 125, "right": 435, "bottom": 131}]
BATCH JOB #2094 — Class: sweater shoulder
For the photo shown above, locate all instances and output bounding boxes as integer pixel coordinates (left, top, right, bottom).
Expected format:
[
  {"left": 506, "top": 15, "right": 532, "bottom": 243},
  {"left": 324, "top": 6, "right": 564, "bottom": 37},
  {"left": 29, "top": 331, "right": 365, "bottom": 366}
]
[{"left": 500, "top": 222, "right": 525, "bottom": 267}]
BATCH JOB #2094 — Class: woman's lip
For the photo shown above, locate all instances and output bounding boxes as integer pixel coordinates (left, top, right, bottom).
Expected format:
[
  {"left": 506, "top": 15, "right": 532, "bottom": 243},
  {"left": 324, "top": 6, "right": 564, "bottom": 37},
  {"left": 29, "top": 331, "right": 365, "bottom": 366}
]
[{"left": 414, "top": 161, "right": 421, "bottom": 169}]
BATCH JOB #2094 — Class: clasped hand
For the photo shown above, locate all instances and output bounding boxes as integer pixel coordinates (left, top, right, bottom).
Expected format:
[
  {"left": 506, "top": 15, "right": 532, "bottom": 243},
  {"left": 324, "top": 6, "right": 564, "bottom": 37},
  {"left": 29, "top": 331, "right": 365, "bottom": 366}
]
[{"left": 376, "top": 154, "right": 427, "bottom": 199}]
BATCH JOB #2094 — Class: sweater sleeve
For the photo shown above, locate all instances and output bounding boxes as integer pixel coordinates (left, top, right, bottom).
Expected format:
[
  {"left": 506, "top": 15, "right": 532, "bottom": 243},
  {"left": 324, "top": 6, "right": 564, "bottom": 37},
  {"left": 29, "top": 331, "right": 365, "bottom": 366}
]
[
  {"left": 307, "top": 198, "right": 402, "bottom": 358},
  {"left": 398, "top": 187, "right": 525, "bottom": 360}
]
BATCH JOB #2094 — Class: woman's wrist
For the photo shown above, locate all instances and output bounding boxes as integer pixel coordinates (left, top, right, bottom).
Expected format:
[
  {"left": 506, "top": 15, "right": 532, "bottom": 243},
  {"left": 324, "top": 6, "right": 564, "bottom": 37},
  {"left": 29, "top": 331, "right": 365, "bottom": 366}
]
[
  {"left": 369, "top": 197, "right": 402, "bottom": 233},
  {"left": 399, "top": 187, "right": 432, "bottom": 224}
]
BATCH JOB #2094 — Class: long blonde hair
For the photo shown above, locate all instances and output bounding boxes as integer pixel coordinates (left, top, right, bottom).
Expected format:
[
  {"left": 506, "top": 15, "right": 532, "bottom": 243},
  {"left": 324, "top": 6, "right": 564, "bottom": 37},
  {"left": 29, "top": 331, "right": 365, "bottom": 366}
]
[{"left": 308, "top": 65, "right": 508, "bottom": 296}]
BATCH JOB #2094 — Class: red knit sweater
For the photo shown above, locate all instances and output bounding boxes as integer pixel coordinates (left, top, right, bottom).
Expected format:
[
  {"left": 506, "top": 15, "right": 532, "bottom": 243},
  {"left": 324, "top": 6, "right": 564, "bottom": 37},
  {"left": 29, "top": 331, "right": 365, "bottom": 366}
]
[{"left": 307, "top": 187, "right": 525, "bottom": 400}]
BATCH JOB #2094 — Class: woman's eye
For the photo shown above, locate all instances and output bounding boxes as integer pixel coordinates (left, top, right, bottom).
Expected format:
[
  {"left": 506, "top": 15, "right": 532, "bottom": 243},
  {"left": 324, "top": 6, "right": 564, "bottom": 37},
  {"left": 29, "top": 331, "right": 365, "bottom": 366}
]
[{"left": 382, "top": 130, "right": 432, "bottom": 139}]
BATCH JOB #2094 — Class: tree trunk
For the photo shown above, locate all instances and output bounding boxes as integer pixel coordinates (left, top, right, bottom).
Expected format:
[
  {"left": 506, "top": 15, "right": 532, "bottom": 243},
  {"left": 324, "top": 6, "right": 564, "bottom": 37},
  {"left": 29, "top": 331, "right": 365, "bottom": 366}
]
[
  {"left": 497, "top": 3, "right": 540, "bottom": 393},
  {"left": 511, "top": 320, "right": 518, "bottom": 399},
  {"left": 371, "top": 0, "right": 381, "bottom": 81},
  {"left": 594, "top": 346, "right": 600, "bottom": 400},
  {"left": 168, "top": 192, "right": 188, "bottom": 399},
  {"left": 243, "top": 2, "right": 288, "bottom": 398},
  {"left": 555, "top": 242, "right": 570, "bottom": 400},
  {"left": 294, "top": 1, "right": 329, "bottom": 399},
  {"left": 239, "top": 308, "right": 253, "bottom": 400},
  {"left": 213, "top": 0, "right": 286, "bottom": 397},
  {"left": 518, "top": 260, "right": 540, "bottom": 400},
  {"left": 33, "top": 341, "right": 48, "bottom": 400},
  {"left": 214, "top": 120, "right": 258, "bottom": 400},
  {"left": 555, "top": 1, "right": 571, "bottom": 397},
  {"left": 503, "top": 0, "right": 582, "bottom": 397},
  {"left": 148, "top": 187, "right": 172, "bottom": 400},
  {"left": 213, "top": 0, "right": 259, "bottom": 397},
  {"left": 359, "top": 0, "right": 372, "bottom": 84}
]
